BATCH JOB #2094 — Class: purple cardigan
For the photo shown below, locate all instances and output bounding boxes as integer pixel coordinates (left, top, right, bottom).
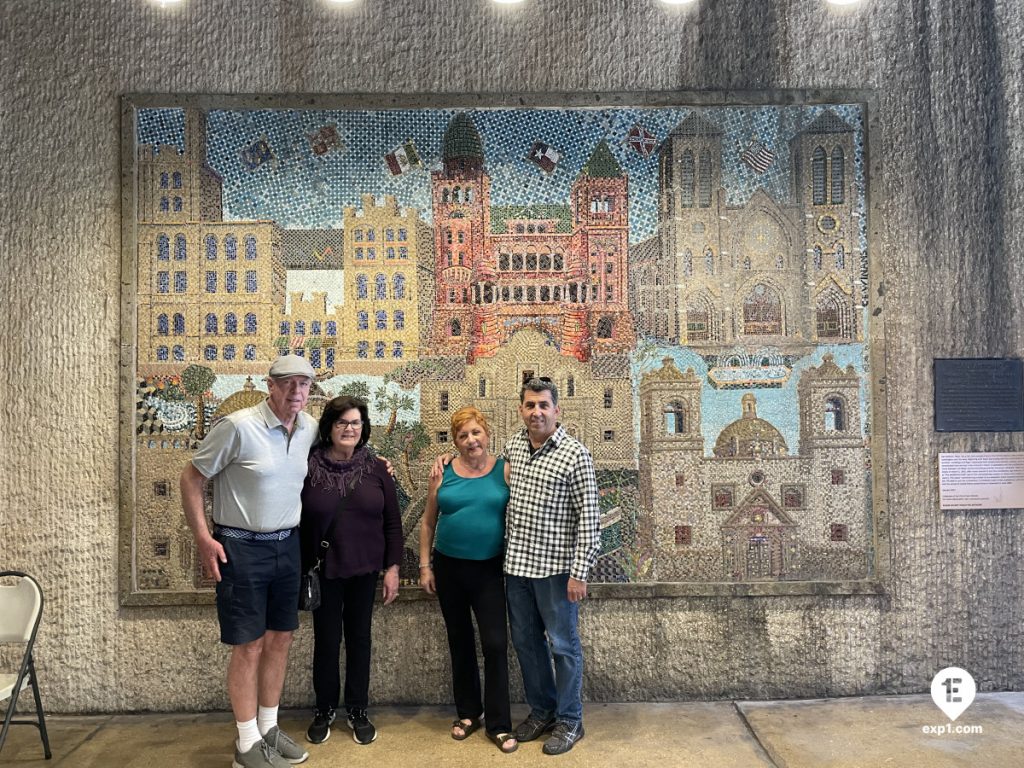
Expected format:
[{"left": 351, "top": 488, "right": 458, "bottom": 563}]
[{"left": 299, "top": 446, "right": 403, "bottom": 579}]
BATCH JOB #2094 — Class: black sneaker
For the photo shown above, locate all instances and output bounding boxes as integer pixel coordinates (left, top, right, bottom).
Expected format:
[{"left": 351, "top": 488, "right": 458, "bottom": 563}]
[
  {"left": 346, "top": 708, "right": 377, "bottom": 745},
  {"left": 542, "top": 721, "right": 585, "bottom": 755},
  {"left": 305, "top": 707, "right": 335, "bottom": 745},
  {"left": 514, "top": 713, "right": 556, "bottom": 742}
]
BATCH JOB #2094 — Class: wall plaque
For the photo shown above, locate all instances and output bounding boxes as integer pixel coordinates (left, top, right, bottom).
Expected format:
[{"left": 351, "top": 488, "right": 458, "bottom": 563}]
[
  {"left": 934, "top": 358, "right": 1024, "bottom": 432},
  {"left": 939, "top": 452, "right": 1024, "bottom": 510}
]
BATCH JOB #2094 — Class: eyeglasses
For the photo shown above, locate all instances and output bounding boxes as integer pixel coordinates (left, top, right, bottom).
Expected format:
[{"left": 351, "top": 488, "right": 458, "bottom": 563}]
[{"left": 334, "top": 419, "right": 363, "bottom": 429}]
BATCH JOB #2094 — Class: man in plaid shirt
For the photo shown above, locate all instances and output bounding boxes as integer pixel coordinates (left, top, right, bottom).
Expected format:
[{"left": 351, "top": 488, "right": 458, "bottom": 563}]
[{"left": 504, "top": 377, "right": 600, "bottom": 755}]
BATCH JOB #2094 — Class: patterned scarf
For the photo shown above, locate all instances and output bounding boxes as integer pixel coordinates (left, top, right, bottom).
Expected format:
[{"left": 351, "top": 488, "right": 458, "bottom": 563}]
[{"left": 307, "top": 444, "right": 375, "bottom": 495}]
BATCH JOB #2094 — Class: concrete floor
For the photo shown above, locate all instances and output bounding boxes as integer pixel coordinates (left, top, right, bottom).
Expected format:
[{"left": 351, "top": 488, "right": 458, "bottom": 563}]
[{"left": 2, "top": 694, "right": 1022, "bottom": 768}]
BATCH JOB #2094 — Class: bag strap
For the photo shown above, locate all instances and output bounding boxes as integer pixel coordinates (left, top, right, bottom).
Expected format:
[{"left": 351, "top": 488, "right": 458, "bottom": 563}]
[{"left": 313, "top": 473, "right": 359, "bottom": 569}]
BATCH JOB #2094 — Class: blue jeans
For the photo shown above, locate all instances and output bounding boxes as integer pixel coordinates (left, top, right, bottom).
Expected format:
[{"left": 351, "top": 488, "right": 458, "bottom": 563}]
[{"left": 505, "top": 573, "right": 583, "bottom": 725}]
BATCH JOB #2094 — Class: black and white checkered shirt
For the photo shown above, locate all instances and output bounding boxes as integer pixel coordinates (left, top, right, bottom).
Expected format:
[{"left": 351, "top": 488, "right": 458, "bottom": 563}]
[{"left": 502, "top": 425, "right": 601, "bottom": 581}]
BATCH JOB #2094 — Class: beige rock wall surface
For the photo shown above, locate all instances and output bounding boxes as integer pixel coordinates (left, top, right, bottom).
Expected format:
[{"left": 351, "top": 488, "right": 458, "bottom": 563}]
[{"left": 2, "top": 0, "right": 1022, "bottom": 712}]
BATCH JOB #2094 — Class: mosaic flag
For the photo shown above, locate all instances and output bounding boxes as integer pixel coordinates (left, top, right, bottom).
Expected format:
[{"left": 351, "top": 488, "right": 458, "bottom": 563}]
[
  {"left": 739, "top": 137, "right": 776, "bottom": 174},
  {"left": 626, "top": 124, "right": 658, "bottom": 158},
  {"left": 308, "top": 123, "right": 342, "bottom": 156},
  {"left": 384, "top": 139, "right": 422, "bottom": 175},
  {"left": 527, "top": 140, "right": 562, "bottom": 174},
  {"left": 240, "top": 136, "right": 275, "bottom": 170}
]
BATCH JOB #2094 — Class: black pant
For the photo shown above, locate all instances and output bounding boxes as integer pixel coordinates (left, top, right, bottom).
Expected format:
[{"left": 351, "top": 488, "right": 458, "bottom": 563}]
[
  {"left": 311, "top": 571, "right": 378, "bottom": 711},
  {"left": 433, "top": 551, "right": 511, "bottom": 735}
]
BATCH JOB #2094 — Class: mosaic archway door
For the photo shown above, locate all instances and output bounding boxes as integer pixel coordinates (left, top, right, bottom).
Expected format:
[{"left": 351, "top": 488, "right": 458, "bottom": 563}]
[{"left": 721, "top": 490, "right": 797, "bottom": 581}]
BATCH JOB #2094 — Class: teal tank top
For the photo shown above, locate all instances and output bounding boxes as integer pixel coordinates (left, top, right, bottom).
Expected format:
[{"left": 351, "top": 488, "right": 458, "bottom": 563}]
[{"left": 434, "top": 458, "right": 510, "bottom": 560}]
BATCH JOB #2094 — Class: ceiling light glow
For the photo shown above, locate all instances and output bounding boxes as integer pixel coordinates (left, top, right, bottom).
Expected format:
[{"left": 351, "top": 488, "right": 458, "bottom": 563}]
[
  {"left": 658, "top": 0, "right": 699, "bottom": 5},
  {"left": 825, "top": 0, "right": 862, "bottom": 5}
]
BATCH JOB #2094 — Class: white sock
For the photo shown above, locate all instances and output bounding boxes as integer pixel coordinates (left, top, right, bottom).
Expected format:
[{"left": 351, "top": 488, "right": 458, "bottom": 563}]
[
  {"left": 257, "top": 705, "right": 279, "bottom": 736},
  {"left": 237, "top": 718, "right": 261, "bottom": 753}
]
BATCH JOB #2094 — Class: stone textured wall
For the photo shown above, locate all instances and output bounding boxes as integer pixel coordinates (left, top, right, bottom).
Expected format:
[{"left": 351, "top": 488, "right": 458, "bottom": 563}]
[{"left": 2, "top": 0, "right": 1023, "bottom": 712}]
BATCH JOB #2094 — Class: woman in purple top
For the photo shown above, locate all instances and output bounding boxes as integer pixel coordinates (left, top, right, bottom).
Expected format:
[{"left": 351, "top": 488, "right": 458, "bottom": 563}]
[{"left": 299, "top": 396, "right": 401, "bottom": 748}]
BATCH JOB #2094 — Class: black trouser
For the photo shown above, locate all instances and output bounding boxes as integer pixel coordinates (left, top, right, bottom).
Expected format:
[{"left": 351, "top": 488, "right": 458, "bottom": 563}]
[
  {"left": 433, "top": 551, "right": 511, "bottom": 735},
  {"left": 311, "top": 571, "right": 378, "bottom": 711}
]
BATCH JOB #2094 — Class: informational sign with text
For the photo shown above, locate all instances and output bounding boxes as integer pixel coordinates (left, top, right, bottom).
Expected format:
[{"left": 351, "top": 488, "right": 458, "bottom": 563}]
[{"left": 939, "top": 452, "right": 1024, "bottom": 510}]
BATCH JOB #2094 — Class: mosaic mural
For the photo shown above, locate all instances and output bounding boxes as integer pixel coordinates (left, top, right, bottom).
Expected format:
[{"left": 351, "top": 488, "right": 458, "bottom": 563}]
[{"left": 120, "top": 96, "right": 884, "bottom": 604}]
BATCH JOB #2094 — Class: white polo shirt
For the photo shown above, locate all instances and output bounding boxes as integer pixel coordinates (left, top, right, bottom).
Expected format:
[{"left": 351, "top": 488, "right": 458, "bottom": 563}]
[{"left": 191, "top": 400, "right": 317, "bottom": 532}]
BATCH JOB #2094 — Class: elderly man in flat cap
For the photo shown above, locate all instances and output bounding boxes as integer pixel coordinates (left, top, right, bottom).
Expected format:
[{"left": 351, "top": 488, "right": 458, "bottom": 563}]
[{"left": 182, "top": 354, "right": 318, "bottom": 768}]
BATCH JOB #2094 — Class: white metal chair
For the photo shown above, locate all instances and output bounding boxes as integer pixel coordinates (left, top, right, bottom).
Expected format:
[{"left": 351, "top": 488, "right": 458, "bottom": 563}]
[{"left": 0, "top": 571, "right": 51, "bottom": 759}]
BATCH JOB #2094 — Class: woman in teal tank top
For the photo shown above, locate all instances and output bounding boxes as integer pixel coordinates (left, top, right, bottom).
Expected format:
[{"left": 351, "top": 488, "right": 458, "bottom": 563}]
[{"left": 419, "top": 407, "right": 517, "bottom": 754}]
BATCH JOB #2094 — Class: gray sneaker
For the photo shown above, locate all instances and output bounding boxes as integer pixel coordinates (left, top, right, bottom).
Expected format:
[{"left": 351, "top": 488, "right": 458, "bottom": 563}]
[
  {"left": 264, "top": 726, "right": 309, "bottom": 764},
  {"left": 542, "top": 721, "right": 585, "bottom": 755},
  {"left": 232, "top": 739, "right": 292, "bottom": 768}
]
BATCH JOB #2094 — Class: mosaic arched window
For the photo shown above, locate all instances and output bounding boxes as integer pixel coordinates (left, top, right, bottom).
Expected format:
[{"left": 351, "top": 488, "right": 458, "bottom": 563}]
[
  {"left": 704, "top": 247, "right": 714, "bottom": 275},
  {"left": 223, "top": 345, "right": 236, "bottom": 361},
  {"left": 326, "top": 321, "right": 337, "bottom": 337},
  {"left": 244, "top": 344, "right": 256, "bottom": 361},
  {"left": 686, "top": 296, "right": 713, "bottom": 341},
  {"left": 813, "top": 245, "right": 823, "bottom": 270},
  {"left": 325, "top": 348, "right": 335, "bottom": 369},
  {"left": 375, "top": 341, "right": 385, "bottom": 359},
  {"left": 812, "top": 146, "right": 827, "bottom": 205},
  {"left": 205, "top": 271, "right": 217, "bottom": 293},
  {"left": 172, "top": 171, "right": 182, "bottom": 188},
  {"left": 244, "top": 235, "right": 257, "bottom": 260},
  {"left": 442, "top": 188, "right": 450, "bottom": 204},
  {"left": 816, "top": 293, "right": 843, "bottom": 338},
  {"left": 742, "top": 284, "right": 782, "bottom": 335},
  {"left": 156, "top": 314, "right": 169, "bottom": 335},
  {"left": 174, "top": 234, "right": 187, "bottom": 260},
  {"left": 225, "top": 235, "right": 237, "bottom": 260},
  {"left": 450, "top": 319, "right": 462, "bottom": 337},
  {"left": 393, "top": 274, "right": 405, "bottom": 299},
  {"left": 309, "top": 348, "right": 321, "bottom": 368},
  {"left": 375, "top": 310, "right": 387, "bottom": 330},
  {"left": 394, "top": 310, "right": 405, "bottom": 330},
  {"left": 173, "top": 345, "right": 184, "bottom": 362},
  {"left": 226, "top": 271, "right": 237, "bottom": 293},
  {"left": 825, "top": 396, "right": 846, "bottom": 432},
  {"left": 173, "top": 197, "right": 183, "bottom": 212},
  {"left": 830, "top": 146, "right": 845, "bottom": 204},
  {"left": 204, "top": 344, "right": 217, "bottom": 361},
  {"left": 205, "top": 313, "right": 218, "bottom": 334},
  {"left": 245, "top": 314, "right": 257, "bottom": 334},
  {"left": 596, "top": 316, "right": 613, "bottom": 339},
  {"left": 835, "top": 244, "right": 846, "bottom": 270},
  {"left": 156, "top": 346, "right": 168, "bottom": 361},
  {"left": 664, "top": 401, "right": 687, "bottom": 435},
  {"left": 678, "top": 150, "right": 695, "bottom": 207},
  {"left": 245, "top": 270, "right": 257, "bottom": 292},
  {"left": 173, "top": 313, "right": 184, "bottom": 334},
  {"left": 375, "top": 274, "right": 387, "bottom": 300},
  {"left": 393, "top": 341, "right": 404, "bottom": 358},
  {"left": 160, "top": 197, "right": 169, "bottom": 212},
  {"left": 683, "top": 248, "right": 693, "bottom": 277},
  {"left": 357, "top": 311, "right": 368, "bottom": 330},
  {"left": 160, "top": 172, "right": 168, "bottom": 188},
  {"left": 698, "top": 151, "right": 712, "bottom": 207},
  {"left": 205, "top": 234, "right": 217, "bottom": 260},
  {"left": 356, "top": 274, "right": 368, "bottom": 299},
  {"left": 224, "top": 313, "right": 237, "bottom": 334},
  {"left": 295, "top": 321, "right": 305, "bottom": 335},
  {"left": 157, "top": 234, "right": 169, "bottom": 260}
]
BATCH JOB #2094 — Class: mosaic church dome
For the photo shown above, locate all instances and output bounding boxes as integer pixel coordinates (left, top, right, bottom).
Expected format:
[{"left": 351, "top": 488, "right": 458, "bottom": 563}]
[{"left": 713, "top": 393, "right": 788, "bottom": 458}]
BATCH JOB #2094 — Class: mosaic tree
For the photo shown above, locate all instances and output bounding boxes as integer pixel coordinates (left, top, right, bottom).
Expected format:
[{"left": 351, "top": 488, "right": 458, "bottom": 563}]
[{"left": 181, "top": 364, "right": 216, "bottom": 440}]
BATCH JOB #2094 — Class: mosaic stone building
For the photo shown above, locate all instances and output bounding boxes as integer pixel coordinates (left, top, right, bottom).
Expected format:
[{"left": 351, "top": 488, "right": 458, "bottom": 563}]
[
  {"left": 638, "top": 354, "right": 867, "bottom": 582},
  {"left": 630, "top": 110, "right": 862, "bottom": 355},
  {"left": 418, "top": 328, "right": 635, "bottom": 470},
  {"left": 430, "top": 114, "right": 636, "bottom": 363}
]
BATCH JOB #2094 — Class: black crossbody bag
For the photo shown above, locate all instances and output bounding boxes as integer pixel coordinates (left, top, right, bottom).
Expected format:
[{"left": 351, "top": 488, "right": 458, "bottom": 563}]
[{"left": 299, "top": 475, "right": 356, "bottom": 611}]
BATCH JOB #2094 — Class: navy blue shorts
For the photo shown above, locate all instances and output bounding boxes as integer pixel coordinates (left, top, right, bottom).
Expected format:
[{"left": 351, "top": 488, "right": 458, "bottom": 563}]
[{"left": 214, "top": 531, "right": 301, "bottom": 645}]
